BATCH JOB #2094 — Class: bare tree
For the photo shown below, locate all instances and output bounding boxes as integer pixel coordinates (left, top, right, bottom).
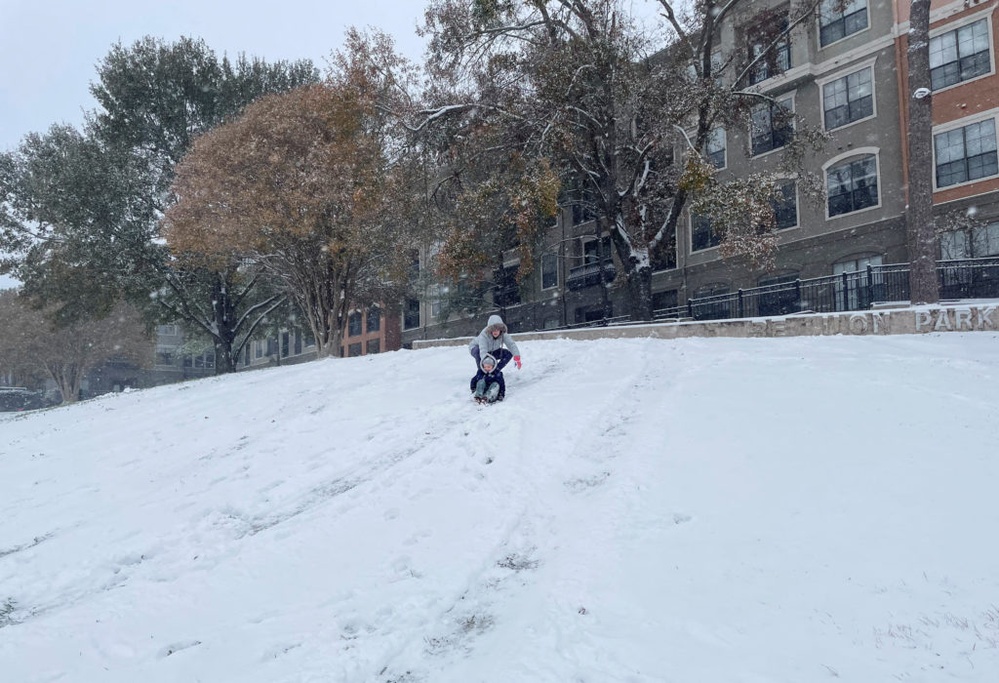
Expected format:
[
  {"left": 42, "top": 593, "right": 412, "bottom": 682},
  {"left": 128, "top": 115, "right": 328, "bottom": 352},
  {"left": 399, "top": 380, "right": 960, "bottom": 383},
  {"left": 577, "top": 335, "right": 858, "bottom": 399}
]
[
  {"left": 0, "top": 291, "right": 151, "bottom": 404},
  {"left": 416, "top": 0, "right": 825, "bottom": 320}
]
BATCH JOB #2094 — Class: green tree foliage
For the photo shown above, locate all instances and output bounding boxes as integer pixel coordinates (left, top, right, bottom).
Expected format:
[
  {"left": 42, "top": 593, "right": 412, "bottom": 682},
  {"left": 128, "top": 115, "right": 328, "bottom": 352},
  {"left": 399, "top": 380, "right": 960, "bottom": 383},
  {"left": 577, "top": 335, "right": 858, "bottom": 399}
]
[
  {"left": 87, "top": 36, "right": 322, "bottom": 368},
  {"left": 0, "top": 126, "right": 162, "bottom": 325},
  {"left": 89, "top": 36, "right": 320, "bottom": 202}
]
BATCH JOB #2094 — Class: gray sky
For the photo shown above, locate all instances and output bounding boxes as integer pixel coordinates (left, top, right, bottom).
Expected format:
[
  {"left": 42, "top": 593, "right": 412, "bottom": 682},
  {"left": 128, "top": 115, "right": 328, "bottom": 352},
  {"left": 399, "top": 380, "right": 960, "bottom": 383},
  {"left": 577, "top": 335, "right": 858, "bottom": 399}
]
[
  {"left": 0, "top": 0, "right": 430, "bottom": 153},
  {"left": 0, "top": 0, "right": 432, "bottom": 290},
  {"left": 0, "top": 0, "right": 661, "bottom": 290}
]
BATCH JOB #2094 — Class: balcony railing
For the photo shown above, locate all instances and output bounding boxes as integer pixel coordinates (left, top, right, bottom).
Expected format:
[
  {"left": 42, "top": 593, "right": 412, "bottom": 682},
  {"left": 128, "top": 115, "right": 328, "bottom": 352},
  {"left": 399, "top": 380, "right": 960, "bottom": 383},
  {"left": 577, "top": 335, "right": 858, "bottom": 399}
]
[
  {"left": 652, "top": 258, "right": 999, "bottom": 323},
  {"left": 566, "top": 261, "right": 617, "bottom": 291}
]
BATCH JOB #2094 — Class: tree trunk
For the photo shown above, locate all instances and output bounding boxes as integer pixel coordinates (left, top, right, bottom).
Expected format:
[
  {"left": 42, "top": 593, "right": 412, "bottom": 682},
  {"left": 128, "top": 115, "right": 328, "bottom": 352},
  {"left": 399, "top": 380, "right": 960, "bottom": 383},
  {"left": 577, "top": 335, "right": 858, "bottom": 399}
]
[
  {"left": 906, "top": 0, "right": 940, "bottom": 304},
  {"left": 48, "top": 364, "right": 81, "bottom": 404},
  {"left": 594, "top": 218, "right": 613, "bottom": 321},
  {"left": 626, "top": 261, "right": 654, "bottom": 322},
  {"left": 211, "top": 275, "right": 238, "bottom": 374}
]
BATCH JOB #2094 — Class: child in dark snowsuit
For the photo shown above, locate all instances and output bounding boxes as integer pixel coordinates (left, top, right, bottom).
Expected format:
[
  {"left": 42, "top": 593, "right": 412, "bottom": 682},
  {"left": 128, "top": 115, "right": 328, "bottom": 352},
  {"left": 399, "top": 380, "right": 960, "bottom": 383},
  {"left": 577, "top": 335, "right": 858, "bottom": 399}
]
[{"left": 471, "top": 354, "right": 505, "bottom": 403}]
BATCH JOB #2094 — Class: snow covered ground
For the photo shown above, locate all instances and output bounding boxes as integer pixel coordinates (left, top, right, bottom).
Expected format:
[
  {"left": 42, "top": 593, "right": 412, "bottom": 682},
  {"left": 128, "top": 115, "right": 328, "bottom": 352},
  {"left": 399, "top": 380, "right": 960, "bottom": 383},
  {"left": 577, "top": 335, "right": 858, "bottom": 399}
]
[{"left": 2, "top": 333, "right": 998, "bottom": 683}]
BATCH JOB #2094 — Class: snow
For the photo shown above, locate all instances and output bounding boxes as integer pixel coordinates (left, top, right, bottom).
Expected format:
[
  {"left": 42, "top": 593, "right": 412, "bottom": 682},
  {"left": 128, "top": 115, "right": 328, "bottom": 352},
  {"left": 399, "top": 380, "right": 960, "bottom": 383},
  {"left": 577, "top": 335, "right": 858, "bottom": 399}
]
[{"left": 2, "top": 333, "right": 999, "bottom": 682}]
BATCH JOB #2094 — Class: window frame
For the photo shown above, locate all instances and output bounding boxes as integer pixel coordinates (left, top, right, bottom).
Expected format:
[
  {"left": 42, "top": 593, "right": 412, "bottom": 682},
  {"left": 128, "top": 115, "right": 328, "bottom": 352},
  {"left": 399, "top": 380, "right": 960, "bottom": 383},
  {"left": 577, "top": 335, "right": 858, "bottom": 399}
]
[
  {"left": 941, "top": 221, "right": 999, "bottom": 259},
  {"left": 690, "top": 213, "right": 721, "bottom": 253},
  {"left": 366, "top": 306, "right": 381, "bottom": 333},
  {"left": 347, "top": 311, "right": 363, "bottom": 337},
  {"left": 823, "top": 149, "right": 881, "bottom": 219},
  {"left": 818, "top": 0, "right": 869, "bottom": 48},
  {"left": 773, "top": 179, "right": 799, "bottom": 231},
  {"left": 403, "top": 298, "right": 421, "bottom": 330},
  {"left": 750, "top": 95, "right": 795, "bottom": 157},
  {"left": 819, "top": 62, "right": 876, "bottom": 132},
  {"left": 747, "top": 15, "right": 792, "bottom": 86},
  {"left": 706, "top": 127, "right": 727, "bottom": 169},
  {"left": 932, "top": 114, "right": 999, "bottom": 190},
  {"left": 541, "top": 252, "right": 559, "bottom": 290},
  {"left": 929, "top": 15, "right": 994, "bottom": 92}
]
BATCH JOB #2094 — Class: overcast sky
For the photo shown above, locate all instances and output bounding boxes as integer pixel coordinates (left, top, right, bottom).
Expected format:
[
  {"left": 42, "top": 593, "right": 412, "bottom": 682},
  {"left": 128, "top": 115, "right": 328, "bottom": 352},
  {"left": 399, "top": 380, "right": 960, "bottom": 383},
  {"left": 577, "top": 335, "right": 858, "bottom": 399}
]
[
  {"left": 0, "top": 0, "right": 661, "bottom": 290},
  {"left": 0, "top": 1, "right": 663, "bottom": 153},
  {"left": 0, "top": 0, "right": 433, "bottom": 153}
]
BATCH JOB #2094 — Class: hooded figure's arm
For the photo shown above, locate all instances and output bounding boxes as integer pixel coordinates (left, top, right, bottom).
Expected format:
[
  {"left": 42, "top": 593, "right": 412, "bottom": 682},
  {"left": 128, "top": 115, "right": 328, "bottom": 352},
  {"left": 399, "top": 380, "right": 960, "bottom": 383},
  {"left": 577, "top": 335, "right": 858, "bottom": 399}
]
[{"left": 502, "top": 333, "right": 520, "bottom": 357}]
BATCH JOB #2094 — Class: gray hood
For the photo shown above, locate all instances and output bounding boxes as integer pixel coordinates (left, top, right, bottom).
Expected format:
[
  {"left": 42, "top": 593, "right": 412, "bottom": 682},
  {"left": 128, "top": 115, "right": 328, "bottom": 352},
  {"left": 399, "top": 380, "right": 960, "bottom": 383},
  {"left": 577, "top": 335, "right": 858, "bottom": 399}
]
[
  {"left": 480, "top": 353, "right": 498, "bottom": 373},
  {"left": 486, "top": 314, "right": 507, "bottom": 334}
]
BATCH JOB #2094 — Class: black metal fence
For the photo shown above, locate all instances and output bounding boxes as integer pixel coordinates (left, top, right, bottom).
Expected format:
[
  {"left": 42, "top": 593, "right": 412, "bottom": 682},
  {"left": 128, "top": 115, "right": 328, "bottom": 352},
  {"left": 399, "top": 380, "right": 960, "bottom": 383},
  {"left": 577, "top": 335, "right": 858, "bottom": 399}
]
[{"left": 653, "top": 257, "right": 999, "bottom": 322}]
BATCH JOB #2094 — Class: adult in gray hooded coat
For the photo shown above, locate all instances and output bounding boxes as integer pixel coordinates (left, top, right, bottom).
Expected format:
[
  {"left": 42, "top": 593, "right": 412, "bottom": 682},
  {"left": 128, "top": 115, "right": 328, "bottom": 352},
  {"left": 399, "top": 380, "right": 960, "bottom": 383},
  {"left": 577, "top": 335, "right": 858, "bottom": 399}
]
[{"left": 468, "top": 314, "right": 521, "bottom": 398}]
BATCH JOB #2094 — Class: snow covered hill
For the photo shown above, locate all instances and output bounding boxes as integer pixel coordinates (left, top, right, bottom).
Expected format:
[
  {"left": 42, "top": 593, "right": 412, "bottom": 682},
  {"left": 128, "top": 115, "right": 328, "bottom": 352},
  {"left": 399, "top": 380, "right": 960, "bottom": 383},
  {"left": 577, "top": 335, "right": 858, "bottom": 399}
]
[{"left": 2, "top": 333, "right": 998, "bottom": 683}]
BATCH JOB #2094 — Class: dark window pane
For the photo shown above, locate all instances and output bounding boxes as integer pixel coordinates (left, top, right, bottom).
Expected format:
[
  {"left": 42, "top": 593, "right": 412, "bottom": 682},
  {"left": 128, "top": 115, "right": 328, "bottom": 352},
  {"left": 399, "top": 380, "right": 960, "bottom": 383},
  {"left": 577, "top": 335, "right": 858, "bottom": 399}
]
[
  {"left": 366, "top": 307, "right": 381, "bottom": 332},
  {"left": 404, "top": 299, "right": 420, "bottom": 330}
]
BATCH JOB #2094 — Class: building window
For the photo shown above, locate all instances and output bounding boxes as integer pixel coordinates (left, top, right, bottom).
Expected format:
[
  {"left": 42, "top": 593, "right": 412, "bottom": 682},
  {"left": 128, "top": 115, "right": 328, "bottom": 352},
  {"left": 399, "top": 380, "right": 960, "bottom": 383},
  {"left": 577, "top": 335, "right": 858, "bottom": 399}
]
[
  {"left": 493, "top": 264, "right": 521, "bottom": 307},
  {"left": 408, "top": 250, "right": 421, "bottom": 281},
  {"left": 934, "top": 119, "right": 998, "bottom": 188},
  {"left": 833, "top": 254, "right": 883, "bottom": 309},
  {"left": 582, "top": 236, "right": 612, "bottom": 265},
  {"left": 826, "top": 155, "right": 879, "bottom": 217},
  {"left": 156, "top": 324, "right": 178, "bottom": 336},
  {"left": 281, "top": 331, "right": 290, "bottom": 357},
  {"left": 155, "top": 351, "right": 173, "bottom": 367},
  {"left": 941, "top": 221, "right": 999, "bottom": 258},
  {"left": 430, "top": 286, "right": 443, "bottom": 319},
  {"left": 750, "top": 97, "right": 793, "bottom": 156},
  {"left": 346, "top": 343, "right": 361, "bottom": 357},
  {"left": 293, "top": 330, "right": 302, "bottom": 355},
  {"left": 650, "top": 232, "right": 677, "bottom": 272},
  {"left": 366, "top": 338, "right": 381, "bottom": 355},
  {"left": 187, "top": 350, "right": 215, "bottom": 369},
  {"left": 747, "top": 16, "right": 791, "bottom": 85},
  {"left": 706, "top": 128, "right": 726, "bottom": 169},
  {"left": 774, "top": 180, "right": 798, "bottom": 230},
  {"left": 403, "top": 298, "right": 420, "bottom": 330},
  {"left": 366, "top": 306, "right": 381, "bottom": 333},
  {"left": 347, "top": 312, "right": 362, "bottom": 337},
  {"left": 691, "top": 214, "right": 720, "bottom": 252},
  {"left": 570, "top": 186, "right": 597, "bottom": 225},
  {"left": 819, "top": 0, "right": 868, "bottom": 47},
  {"left": 822, "top": 67, "right": 873, "bottom": 130},
  {"left": 930, "top": 19, "right": 991, "bottom": 91},
  {"left": 541, "top": 252, "right": 558, "bottom": 290}
]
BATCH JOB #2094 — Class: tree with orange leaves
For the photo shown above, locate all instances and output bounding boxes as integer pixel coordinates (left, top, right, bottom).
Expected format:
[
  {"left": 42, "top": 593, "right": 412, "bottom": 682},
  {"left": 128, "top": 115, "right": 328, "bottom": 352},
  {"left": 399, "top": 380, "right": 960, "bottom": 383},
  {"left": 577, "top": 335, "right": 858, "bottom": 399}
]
[{"left": 164, "top": 32, "right": 419, "bottom": 358}]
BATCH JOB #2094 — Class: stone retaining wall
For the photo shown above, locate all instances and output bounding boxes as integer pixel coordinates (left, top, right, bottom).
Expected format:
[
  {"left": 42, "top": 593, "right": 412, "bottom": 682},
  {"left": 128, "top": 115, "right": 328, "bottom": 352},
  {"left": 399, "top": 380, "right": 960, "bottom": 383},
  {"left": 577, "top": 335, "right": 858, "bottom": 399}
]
[{"left": 412, "top": 302, "right": 999, "bottom": 349}]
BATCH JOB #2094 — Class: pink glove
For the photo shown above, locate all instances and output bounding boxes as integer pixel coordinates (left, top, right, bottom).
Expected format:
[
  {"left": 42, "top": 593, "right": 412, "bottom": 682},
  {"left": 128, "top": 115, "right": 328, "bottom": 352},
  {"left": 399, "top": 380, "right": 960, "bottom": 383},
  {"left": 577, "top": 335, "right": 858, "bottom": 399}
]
[{"left": 514, "top": 356, "right": 522, "bottom": 370}]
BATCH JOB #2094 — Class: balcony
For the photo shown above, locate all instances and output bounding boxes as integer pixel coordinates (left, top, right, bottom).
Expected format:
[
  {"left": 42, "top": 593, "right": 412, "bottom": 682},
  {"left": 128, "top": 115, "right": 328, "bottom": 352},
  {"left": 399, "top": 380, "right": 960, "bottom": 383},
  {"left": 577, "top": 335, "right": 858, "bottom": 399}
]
[{"left": 566, "top": 261, "right": 617, "bottom": 291}]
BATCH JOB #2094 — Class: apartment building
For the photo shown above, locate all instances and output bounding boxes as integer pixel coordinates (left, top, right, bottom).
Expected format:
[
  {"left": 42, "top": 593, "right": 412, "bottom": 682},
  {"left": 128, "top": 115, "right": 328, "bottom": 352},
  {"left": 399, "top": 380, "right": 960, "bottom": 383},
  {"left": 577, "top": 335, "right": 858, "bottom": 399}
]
[
  {"left": 897, "top": 0, "right": 999, "bottom": 257},
  {"left": 400, "top": 0, "right": 999, "bottom": 345}
]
